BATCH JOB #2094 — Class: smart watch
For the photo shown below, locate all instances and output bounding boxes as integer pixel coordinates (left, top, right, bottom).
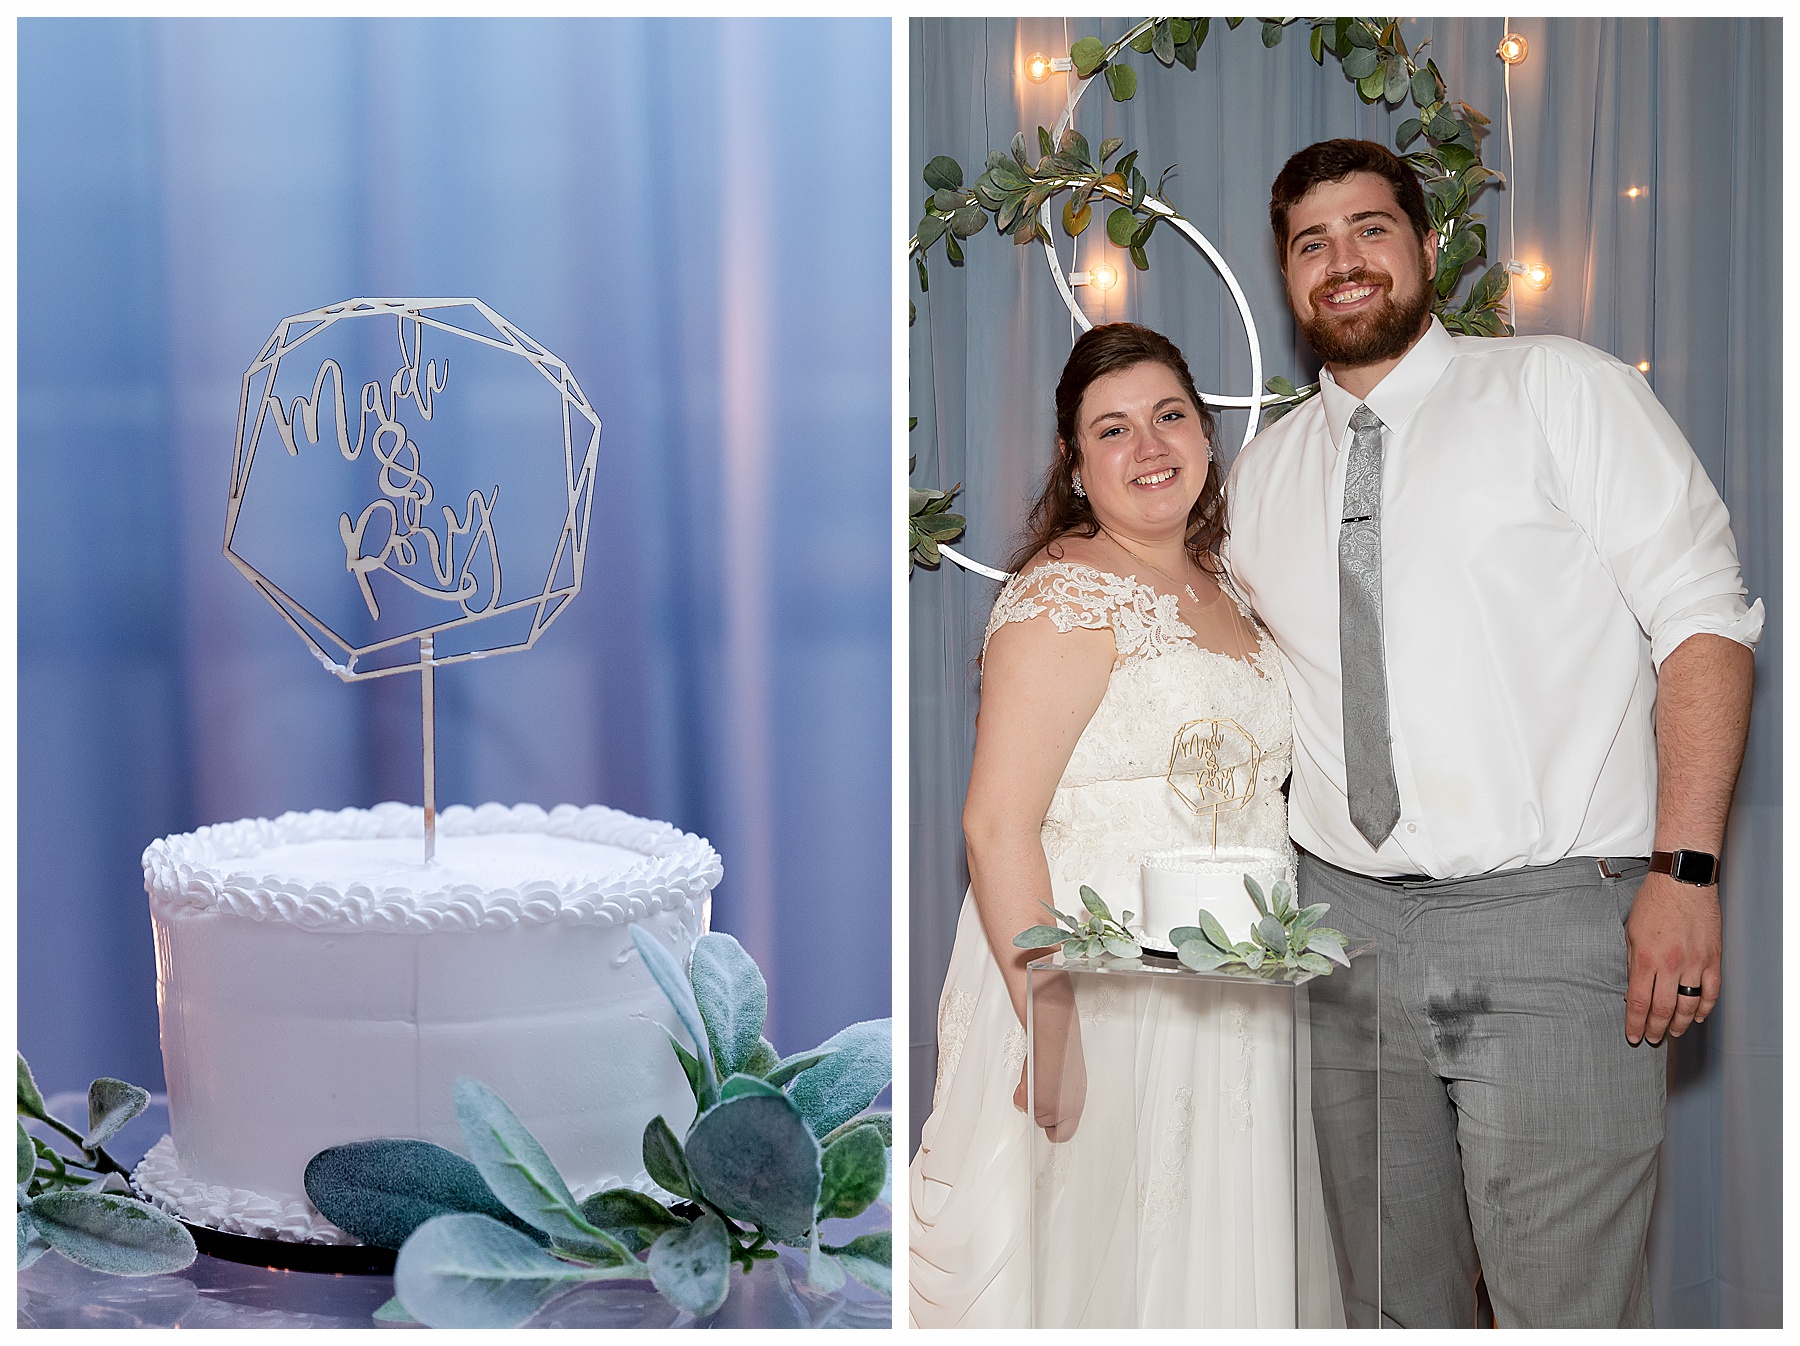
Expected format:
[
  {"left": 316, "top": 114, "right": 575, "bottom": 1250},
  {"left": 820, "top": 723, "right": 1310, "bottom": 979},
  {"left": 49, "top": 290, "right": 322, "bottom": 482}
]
[{"left": 1649, "top": 849, "right": 1720, "bottom": 886}]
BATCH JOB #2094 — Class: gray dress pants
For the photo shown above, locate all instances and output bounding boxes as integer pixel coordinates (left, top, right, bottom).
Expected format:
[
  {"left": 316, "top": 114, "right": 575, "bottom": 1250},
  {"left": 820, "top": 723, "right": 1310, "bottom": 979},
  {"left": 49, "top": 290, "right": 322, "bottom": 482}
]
[{"left": 1300, "top": 851, "right": 1665, "bottom": 1328}]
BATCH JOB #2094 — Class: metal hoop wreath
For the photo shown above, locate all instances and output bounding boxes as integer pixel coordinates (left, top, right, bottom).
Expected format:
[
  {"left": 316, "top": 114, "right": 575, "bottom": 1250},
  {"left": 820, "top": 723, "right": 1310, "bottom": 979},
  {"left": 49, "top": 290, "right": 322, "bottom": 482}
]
[{"left": 941, "top": 56, "right": 1273, "bottom": 584}]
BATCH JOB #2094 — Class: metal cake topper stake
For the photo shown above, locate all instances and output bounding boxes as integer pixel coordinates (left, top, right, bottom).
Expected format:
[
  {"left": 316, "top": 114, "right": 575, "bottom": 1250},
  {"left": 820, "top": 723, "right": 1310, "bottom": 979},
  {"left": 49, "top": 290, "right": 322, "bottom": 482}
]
[
  {"left": 1166, "top": 717, "right": 1264, "bottom": 852},
  {"left": 225, "top": 298, "right": 601, "bottom": 861}
]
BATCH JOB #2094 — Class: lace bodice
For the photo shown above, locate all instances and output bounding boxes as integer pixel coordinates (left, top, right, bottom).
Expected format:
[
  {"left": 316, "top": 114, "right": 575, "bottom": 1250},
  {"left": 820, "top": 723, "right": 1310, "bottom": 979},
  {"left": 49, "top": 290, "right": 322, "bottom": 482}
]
[{"left": 983, "top": 561, "right": 1294, "bottom": 890}]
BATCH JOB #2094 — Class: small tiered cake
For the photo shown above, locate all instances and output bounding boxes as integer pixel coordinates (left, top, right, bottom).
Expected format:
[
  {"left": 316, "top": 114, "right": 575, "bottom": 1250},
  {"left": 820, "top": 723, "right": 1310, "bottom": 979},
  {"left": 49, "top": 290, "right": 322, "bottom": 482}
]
[
  {"left": 1137, "top": 846, "right": 1289, "bottom": 954},
  {"left": 134, "top": 801, "right": 722, "bottom": 1243}
]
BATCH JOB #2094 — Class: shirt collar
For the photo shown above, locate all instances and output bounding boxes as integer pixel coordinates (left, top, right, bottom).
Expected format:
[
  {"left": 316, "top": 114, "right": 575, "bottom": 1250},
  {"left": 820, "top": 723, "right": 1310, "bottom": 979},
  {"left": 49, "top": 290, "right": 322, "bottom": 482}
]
[{"left": 1317, "top": 316, "right": 1456, "bottom": 452}]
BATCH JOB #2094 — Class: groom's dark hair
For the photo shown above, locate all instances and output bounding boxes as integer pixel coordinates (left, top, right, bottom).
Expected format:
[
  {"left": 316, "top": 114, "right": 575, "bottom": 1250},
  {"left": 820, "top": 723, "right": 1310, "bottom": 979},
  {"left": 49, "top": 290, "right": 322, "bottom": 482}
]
[{"left": 1269, "top": 138, "right": 1432, "bottom": 268}]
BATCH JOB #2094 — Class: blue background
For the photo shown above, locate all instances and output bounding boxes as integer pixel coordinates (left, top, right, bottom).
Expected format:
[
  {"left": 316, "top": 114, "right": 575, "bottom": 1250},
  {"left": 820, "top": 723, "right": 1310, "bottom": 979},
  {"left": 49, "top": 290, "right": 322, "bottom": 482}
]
[{"left": 19, "top": 17, "right": 892, "bottom": 1095}]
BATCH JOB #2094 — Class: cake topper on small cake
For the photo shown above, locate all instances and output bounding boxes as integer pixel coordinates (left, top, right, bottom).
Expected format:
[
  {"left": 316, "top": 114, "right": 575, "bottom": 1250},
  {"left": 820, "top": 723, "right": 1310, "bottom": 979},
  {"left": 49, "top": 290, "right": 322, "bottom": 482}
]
[
  {"left": 1166, "top": 716, "right": 1263, "bottom": 851},
  {"left": 224, "top": 298, "right": 600, "bottom": 860}
]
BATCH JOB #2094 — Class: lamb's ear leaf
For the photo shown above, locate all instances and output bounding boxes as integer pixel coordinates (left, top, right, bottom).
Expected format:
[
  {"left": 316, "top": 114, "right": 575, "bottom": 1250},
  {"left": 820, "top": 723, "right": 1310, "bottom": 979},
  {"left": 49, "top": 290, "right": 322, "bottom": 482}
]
[
  {"left": 393, "top": 1212, "right": 602, "bottom": 1329},
  {"left": 689, "top": 933, "right": 767, "bottom": 1079},
  {"left": 822, "top": 1230, "right": 892, "bottom": 1297},
  {"left": 1013, "top": 925, "right": 1071, "bottom": 949},
  {"left": 630, "top": 928, "right": 717, "bottom": 1098},
  {"left": 17, "top": 1208, "right": 48, "bottom": 1270},
  {"left": 84, "top": 1078, "right": 150, "bottom": 1152},
  {"left": 373, "top": 1296, "right": 419, "bottom": 1324},
  {"left": 648, "top": 1212, "right": 731, "bottom": 1317},
  {"left": 764, "top": 1048, "right": 834, "bottom": 1090},
  {"left": 786, "top": 1019, "right": 891, "bottom": 1139},
  {"left": 642, "top": 1116, "right": 695, "bottom": 1199},
  {"left": 16, "top": 1053, "right": 47, "bottom": 1121},
  {"left": 667, "top": 1032, "right": 708, "bottom": 1108},
  {"left": 581, "top": 1188, "right": 687, "bottom": 1253},
  {"left": 453, "top": 1079, "right": 631, "bottom": 1263},
  {"left": 1198, "top": 909, "right": 1235, "bottom": 953},
  {"left": 27, "top": 1191, "right": 197, "bottom": 1276},
  {"left": 1177, "top": 939, "right": 1230, "bottom": 972},
  {"left": 819, "top": 1111, "right": 892, "bottom": 1150},
  {"left": 1078, "top": 885, "right": 1112, "bottom": 921},
  {"left": 305, "top": 1137, "right": 547, "bottom": 1251},
  {"left": 742, "top": 1038, "right": 781, "bottom": 1079},
  {"left": 683, "top": 1093, "right": 821, "bottom": 1243},
  {"left": 816, "top": 1123, "right": 887, "bottom": 1221},
  {"left": 1243, "top": 874, "right": 1270, "bottom": 920}
]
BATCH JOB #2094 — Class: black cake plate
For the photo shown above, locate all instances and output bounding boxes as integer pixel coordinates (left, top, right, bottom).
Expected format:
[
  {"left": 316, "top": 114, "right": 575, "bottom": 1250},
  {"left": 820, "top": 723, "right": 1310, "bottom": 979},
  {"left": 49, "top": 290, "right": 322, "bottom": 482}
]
[{"left": 182, "top": 1221, "right": 397, "bottom": 1276}]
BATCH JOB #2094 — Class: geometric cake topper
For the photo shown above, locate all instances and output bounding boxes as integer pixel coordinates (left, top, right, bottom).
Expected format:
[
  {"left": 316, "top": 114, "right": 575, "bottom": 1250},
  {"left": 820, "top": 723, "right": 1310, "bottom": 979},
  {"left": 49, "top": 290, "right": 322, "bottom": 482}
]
[
  {"left": 224, "top": 297, "right": 600, "bottom": 861},
  {"left": 225, "top": 297, "right": 599, "bottom": 682},
  {"left": 1166, "top": 716, "right": 1264, "bottom": 851}
]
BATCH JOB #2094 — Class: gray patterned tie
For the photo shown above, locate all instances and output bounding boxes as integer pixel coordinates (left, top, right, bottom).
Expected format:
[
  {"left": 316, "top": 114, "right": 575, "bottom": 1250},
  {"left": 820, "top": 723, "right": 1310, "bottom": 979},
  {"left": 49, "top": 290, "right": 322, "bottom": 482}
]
[{"left": 1339, "top": 404, "right": 1401, "bottom": 849}]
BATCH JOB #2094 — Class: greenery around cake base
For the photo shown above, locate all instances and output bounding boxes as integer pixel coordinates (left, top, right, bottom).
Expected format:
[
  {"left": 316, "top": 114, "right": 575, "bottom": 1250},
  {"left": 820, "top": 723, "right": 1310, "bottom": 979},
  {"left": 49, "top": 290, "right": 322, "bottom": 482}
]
[
  {"left": 302, "top": 926, "right": 892, "bottom": 1327},
  {"left": 1014, "top": 875, "right": 1351, "bottom": 976},
  {"left": 16, "top": 1054, "right": 197, "bottom": 1276}
]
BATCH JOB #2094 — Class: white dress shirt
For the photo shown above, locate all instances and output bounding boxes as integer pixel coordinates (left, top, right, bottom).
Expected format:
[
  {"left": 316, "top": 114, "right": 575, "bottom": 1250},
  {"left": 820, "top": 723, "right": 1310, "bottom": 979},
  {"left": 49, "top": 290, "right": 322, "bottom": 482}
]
[{"left": 1224, "top": 318, "right": 1762, "bottom": 879}]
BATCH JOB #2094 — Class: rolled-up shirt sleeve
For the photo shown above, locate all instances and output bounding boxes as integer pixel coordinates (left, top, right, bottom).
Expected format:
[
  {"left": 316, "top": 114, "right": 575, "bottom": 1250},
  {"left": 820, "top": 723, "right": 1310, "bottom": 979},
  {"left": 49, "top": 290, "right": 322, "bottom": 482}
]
[{"left": 1541, "top": 341, "right": 1763, "bottom": 668}]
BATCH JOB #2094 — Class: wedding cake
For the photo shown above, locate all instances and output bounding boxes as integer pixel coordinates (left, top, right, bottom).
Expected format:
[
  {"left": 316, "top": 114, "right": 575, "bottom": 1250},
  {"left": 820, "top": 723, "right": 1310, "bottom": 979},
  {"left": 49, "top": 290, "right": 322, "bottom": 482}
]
[
  {"left": 1137, "top": 846, "right": 1288, "bottom": 954},
  {"left": 132, "top": 801, "right": 722, "bottom": 1244}
]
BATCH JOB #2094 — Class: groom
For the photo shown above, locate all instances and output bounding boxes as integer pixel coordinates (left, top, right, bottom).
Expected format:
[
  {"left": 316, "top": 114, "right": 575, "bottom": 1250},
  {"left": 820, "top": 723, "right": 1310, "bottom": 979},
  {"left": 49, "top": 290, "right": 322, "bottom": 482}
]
[{"left": 1223, "top": 139, "right": 1760, "bottom": 1328}]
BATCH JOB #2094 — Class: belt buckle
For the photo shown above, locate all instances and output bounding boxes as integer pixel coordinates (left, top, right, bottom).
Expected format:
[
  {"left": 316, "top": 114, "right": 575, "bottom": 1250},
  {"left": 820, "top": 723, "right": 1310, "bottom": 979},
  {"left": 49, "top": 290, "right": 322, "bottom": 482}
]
[{"left": 1597, "top": 858, "right": 1622, "bottom": 880}]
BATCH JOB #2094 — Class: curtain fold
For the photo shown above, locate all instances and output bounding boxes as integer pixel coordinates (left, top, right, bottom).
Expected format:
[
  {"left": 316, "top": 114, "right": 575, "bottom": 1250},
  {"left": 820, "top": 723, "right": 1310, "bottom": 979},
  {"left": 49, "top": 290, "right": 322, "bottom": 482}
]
[
  {"left": 20, "top": 17, "right": 891, "bottom": 1094},
  {"left": 908, "top": 17, "right": 1779, "bottom": 1326}
]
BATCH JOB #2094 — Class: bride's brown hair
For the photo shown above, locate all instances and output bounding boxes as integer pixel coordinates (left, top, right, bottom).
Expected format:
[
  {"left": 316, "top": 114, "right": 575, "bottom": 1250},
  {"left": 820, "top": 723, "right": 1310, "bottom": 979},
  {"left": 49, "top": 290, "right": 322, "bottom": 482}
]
[{"left": 1005, "top": 323, "right": 1226, "bottom": 576}]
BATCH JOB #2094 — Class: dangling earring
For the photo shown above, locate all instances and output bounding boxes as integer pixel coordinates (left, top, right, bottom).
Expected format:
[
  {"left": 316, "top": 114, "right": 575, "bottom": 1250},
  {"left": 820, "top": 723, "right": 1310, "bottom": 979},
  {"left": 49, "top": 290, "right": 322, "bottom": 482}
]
[{"left": 1072, "top": 470, "right": 1086, "bottom": 499}]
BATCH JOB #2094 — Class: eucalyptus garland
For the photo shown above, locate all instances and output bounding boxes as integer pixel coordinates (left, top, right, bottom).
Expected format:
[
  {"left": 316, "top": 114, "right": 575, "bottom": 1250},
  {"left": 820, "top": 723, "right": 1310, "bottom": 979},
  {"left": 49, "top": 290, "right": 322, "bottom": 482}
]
[{"left": 909, "top": 16, "right": 1515, "bottom": 569}]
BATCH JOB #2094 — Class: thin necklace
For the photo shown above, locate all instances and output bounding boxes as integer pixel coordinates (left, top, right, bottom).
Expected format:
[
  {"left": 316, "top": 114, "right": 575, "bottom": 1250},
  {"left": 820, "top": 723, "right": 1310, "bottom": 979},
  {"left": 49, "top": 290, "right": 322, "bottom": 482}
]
[{"left": 1100, "top": 527, "right": 1200, "bottom": 604}]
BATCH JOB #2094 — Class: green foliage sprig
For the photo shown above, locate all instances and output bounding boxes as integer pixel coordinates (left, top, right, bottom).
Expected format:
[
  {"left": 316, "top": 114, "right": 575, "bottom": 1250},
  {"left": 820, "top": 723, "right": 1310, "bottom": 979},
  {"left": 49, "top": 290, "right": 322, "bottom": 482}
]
[
  {"left": 909, "top": 457, "right": 966, "bottom": 571},
  {"left": 910, "top": 16, "right": 1514, "bottom": 424},
  {"left": 305, "top": 930, "right": 892, "bottom": 1327},
  {"left": 911, "top": 127, "right": 1174, "bottom": 301},
  {"left": 1012, "top": 884, "right": 1144, "bottom": 961},
  {"left": 1172, "top": 874, "right": 1350, "bottom": 976},
  {"left": 16, "top": 1053, "right": 198, "bottom": 1276},
  {"left": 1013, "top": 876, "right": 1351, "bottom": 979}
]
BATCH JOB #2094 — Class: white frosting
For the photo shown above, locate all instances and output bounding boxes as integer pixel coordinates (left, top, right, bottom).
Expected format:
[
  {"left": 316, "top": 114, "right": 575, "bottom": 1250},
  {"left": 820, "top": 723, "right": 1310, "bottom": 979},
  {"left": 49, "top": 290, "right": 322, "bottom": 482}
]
[
  {"left": 132, "top": 1135, "right": 357, "bottom": 1244},
  {"left": 144, "top": 802, "right": 719, "bottom": 1244},
  {"left": 1138, "top": 846, "right": 1288, "bottom": 952},
  {"left": 143, "top": 802, "right": 722, "bottom": 933}
]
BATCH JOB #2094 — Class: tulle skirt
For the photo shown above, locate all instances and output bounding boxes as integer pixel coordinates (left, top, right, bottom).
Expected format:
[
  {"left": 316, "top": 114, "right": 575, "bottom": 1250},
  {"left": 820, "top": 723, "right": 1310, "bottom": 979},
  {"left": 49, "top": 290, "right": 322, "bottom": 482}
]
[{"left": 909, "top": 890, "right": 1345, "bottom": 1328}]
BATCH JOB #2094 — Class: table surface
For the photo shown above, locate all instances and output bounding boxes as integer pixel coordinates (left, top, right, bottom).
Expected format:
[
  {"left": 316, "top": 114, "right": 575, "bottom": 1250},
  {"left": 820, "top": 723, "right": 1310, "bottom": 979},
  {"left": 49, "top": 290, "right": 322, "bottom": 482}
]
[{"left": 19, "top": 1096, "right": 890, "bottom": 1329}]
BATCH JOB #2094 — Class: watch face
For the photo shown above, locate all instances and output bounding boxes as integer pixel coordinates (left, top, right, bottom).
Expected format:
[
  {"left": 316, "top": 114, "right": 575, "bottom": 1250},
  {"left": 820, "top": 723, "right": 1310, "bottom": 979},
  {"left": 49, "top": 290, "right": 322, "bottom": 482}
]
[{"left": 1671, "top": 850, "right": 1717, "bottom": 884}]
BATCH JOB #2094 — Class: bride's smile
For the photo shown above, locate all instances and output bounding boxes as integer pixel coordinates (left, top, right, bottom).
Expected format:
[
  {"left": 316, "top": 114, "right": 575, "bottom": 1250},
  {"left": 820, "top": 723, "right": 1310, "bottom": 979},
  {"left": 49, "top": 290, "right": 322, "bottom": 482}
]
[{"left": 1072, "top": 361, "right": 1210, "bottom": 536}]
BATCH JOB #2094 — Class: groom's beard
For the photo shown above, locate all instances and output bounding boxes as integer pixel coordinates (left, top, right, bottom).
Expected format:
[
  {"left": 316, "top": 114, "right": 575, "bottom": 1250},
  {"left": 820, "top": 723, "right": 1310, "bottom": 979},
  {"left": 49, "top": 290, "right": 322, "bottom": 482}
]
[{"left": 1298, "top": 265, "right": 1433, "bottom": 367}]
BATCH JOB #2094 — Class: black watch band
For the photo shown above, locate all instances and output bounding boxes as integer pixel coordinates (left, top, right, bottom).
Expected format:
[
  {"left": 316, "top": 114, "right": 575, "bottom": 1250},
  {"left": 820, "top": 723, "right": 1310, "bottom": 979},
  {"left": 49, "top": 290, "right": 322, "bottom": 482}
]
[{"left": 1650, "top": 849, "right": 1719, "bottom": 886}]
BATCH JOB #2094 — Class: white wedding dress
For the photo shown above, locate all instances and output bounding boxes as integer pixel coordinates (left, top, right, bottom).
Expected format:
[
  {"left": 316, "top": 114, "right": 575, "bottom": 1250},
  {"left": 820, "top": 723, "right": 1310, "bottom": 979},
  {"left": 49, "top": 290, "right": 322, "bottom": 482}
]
[{"left": 908, "top": 561, "right": 1344, "bottom": 1328}]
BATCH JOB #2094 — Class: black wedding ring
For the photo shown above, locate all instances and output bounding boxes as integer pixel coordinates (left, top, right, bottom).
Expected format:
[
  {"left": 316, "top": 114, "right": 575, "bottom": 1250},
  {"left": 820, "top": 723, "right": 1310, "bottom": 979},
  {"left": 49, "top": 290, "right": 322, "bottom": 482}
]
[{"left": 1676, "top": 984, "right": 1703, "bottom": 997}]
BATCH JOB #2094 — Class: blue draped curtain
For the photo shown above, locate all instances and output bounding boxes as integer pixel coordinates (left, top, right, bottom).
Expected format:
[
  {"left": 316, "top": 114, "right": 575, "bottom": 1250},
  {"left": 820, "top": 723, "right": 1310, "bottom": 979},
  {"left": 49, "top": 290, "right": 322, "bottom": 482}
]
[
  {"left": 909, "top": 17, "right": 1778, "bottom": 1326},
  {"left": 20, "top": 16, "right": 891, "bottom": 1093}
]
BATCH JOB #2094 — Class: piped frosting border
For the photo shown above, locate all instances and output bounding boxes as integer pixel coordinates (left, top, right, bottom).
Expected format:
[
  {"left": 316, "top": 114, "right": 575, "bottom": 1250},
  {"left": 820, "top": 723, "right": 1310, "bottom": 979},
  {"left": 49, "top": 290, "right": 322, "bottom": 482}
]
[
  {"left": 130, "top": 1134, "right": 669, "bottom": 1246},
  {"left": 142, "top": 801, "right": 723, "bottom": 933}
]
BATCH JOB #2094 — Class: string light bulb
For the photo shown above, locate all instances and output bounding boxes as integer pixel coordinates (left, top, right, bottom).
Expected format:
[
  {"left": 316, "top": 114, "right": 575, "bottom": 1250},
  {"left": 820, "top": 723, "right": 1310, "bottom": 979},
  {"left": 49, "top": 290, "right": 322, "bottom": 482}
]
[
  {"left": 1071, "top": 262, "right": 1119, "bottom": 292},
  {"left": 1497, "top": 32, "right": 1528, "bottom": 65},
  {"left": 1523, "top": 261, "right": 1552, "bottom": 291},
  {"left": 1637, "top": 361, "right": 1651, "bottom": 373},
  {"left": 1625, "top": 186, "right": 1647, "bottom": 199},
  {"left": 1024, "top": 52, "right": 1073, "bottom": 83}
]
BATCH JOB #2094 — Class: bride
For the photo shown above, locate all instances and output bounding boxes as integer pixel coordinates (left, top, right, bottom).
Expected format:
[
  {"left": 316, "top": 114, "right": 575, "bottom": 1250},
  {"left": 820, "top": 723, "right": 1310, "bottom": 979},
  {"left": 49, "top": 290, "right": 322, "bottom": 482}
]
[{"left": 908, "top": 323, "right": 1342, "bottom": 1328}]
